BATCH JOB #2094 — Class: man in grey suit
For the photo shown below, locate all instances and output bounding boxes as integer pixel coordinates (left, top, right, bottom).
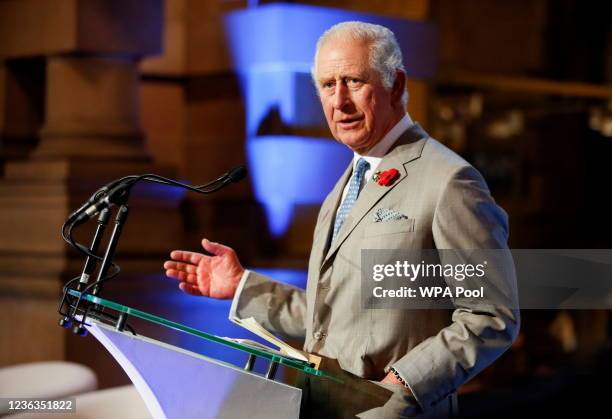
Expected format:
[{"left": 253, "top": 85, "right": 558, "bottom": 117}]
[{"left": 164, "top": 21, "right": 519, "bottom": 418}]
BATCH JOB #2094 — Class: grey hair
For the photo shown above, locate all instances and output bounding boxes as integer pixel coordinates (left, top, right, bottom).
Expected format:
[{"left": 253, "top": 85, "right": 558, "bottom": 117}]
[{"left": 311, "top": 21, "right": 409, "bottom": 107}]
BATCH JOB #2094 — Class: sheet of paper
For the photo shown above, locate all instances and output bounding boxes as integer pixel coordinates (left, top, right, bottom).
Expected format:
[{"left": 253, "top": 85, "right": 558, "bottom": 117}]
[{"left": 230, "top": 317, "right": 309, "bottom": 362}]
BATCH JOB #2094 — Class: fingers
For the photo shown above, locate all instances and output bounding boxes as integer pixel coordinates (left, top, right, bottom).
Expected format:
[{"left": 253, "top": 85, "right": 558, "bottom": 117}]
[
  {"left": 179, "top": 281, "right": 204, "bottom": 296},
  {"left": 169, "top": 250, "right": 205, "bottom": 265},
  {"left": 201, "top": 238, "right": 232, "bottom": 256},
  {"left": 165, "top": 269, "right": 197, "bottom": 283},
  {"left": 163, "top": 260, "right": 198, "bottom": 274}
]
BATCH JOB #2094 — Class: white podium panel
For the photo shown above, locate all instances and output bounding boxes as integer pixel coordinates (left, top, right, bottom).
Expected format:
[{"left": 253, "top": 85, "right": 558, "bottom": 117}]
[{"left": 86, "top": 321, "right": 302, "bottom": 419}]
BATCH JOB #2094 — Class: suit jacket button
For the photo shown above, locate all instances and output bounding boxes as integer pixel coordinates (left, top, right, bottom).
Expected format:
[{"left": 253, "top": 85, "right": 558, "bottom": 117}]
[{"left": 313, "top": 331, "right": 324, "bottom": 340}]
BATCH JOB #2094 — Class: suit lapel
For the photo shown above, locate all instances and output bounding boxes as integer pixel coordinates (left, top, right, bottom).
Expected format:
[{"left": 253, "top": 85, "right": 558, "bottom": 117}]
[
  {"left": 311, "top": 162, "right": 353, "bottom": 271},
  {"left": 321, "top": 123, "right": 429, "bottom": 268}
]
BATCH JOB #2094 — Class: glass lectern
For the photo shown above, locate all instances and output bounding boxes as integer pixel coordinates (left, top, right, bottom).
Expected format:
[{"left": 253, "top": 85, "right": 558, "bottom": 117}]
[{"left": 65, "top": 290, "right": 339, "bottom": 419}]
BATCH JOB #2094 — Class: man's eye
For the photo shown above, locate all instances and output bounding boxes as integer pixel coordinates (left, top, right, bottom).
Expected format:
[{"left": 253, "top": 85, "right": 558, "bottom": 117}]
[{"left": 322, "top": 81, "right": 335, "bottom": 89}]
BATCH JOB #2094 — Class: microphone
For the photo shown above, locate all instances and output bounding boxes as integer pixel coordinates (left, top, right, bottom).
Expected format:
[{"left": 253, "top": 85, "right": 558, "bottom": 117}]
[
  {"left": 65, "top": 176, "right": 139, "bottom": 225},
  {"left": 65, "top": 188, "right": 110, "bottom": 225},
  {"left": 193, "top": 165, "right": 248, "bottom": 191},
  {"left": 71, "top": 181, "right": 134, "bottom": 227},
  {"left": 227, "top": 165, "right": 247, "bottom": 183},
  {"left": 66, "top": 166, "right": 248, "bottom": 226}
]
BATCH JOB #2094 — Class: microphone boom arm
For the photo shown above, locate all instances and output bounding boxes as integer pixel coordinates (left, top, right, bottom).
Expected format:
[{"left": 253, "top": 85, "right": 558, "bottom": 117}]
[{"left": 58, "top": 165, "right": 247, "bottom": 335}]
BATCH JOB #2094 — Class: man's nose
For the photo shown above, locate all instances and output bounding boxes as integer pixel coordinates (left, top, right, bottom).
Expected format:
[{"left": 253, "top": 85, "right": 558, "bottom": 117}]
[{"left": 333, "top": 82, "right": 350, "bottom": 110}]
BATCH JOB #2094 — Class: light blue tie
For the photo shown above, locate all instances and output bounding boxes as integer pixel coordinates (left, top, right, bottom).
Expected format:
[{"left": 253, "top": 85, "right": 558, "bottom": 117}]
[{"left": 332, "top": 158, "right": 370, "bottom": 242}]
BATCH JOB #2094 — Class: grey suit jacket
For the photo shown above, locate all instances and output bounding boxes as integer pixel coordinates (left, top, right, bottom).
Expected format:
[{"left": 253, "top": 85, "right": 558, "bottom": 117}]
[{"left": 230, "top": 123, "right": 520, "bottom": 413}]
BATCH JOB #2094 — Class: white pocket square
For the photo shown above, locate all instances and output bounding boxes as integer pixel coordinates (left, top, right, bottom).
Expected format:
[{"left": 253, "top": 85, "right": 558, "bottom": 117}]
[{"left": 373, "top": 208, "right": 408, "bottom": 222}]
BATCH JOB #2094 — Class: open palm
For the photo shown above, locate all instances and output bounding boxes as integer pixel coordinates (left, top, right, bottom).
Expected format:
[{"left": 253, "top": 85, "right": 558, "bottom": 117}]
[{"left": 164, "top": 239, "right": 244, "bottom": 299}]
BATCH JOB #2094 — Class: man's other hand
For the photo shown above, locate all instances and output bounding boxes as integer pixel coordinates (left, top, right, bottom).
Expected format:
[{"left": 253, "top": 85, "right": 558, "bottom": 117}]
[{"left": 164, "top": 238, "right": 244, "bottom": 299}]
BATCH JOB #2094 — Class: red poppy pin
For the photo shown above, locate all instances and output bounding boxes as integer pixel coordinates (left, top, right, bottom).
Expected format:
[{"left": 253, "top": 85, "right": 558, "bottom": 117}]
[{"left": 373, "top": 168, "right": 400, "bottom": 186}]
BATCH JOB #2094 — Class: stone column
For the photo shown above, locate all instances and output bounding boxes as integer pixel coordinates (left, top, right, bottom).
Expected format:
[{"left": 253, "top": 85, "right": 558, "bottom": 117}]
[
  {"left": 36, "top": 56, "right": 146, "bottom": 160},
  {"left": 0, "top": 0, "right": 184, "bottom": 387},
  {"left": 0, "top": 59, "right": 44, "bottom": 165}
]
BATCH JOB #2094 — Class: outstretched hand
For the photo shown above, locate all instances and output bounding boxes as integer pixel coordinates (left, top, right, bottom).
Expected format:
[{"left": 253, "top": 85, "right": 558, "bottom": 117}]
[{"left": 164, "top": 239, "right": 244, "bottom": 299}]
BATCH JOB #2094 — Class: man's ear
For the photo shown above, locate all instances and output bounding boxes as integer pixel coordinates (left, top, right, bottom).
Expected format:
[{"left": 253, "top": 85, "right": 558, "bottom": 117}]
[{"left": 391, "top": 70, "right": 407, "bottom": 106}]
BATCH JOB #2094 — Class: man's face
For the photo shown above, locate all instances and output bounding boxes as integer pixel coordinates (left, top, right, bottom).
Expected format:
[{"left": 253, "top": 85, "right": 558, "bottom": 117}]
[{"left": 315, "top": 39, "right": 399, "bottom": 155}]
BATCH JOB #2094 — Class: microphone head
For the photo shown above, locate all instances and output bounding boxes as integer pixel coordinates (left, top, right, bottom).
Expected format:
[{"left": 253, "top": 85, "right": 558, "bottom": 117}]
[{"left": 228, "top": 165, "right": 247, "bottom": 183}]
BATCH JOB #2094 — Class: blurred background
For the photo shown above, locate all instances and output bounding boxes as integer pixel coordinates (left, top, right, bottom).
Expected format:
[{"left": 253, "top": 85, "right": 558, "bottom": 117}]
[{"left": 0, "top": 0, "right": 610, "bottom": 417}]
